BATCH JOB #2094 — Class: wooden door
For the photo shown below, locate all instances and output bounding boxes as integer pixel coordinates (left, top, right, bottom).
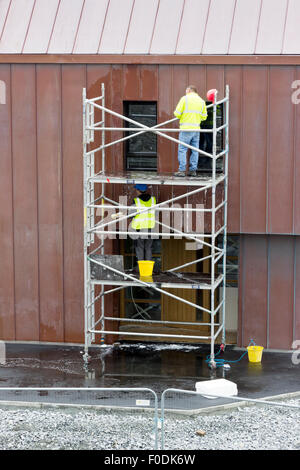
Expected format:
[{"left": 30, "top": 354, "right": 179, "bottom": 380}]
[{"left": 161, "top": 239, "right": 197, "bottom": 326}]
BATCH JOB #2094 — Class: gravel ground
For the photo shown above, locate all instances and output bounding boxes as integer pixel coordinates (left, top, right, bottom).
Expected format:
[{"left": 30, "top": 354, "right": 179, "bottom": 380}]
[{"left": 0, "top": 399, "right": 299, "bottom": 450}]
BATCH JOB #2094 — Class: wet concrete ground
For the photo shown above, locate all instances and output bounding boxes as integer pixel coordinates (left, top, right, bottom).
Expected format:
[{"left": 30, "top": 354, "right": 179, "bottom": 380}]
[{"left": 0, "top": 342, "right": 299, "bottom": 410}]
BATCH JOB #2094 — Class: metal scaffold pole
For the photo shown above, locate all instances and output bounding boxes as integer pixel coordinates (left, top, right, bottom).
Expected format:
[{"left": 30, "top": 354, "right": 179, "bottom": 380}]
[
  {"left": 100, "top": 82, "right": 105, "bottom": 347},
  {"left": 209, "top": 90, "right": 218, "bottom": 368},
  {"left": 83, "top": 87, "right": 89, "bottom": 362},
  {"left": 82, "top": 84, "right": 229, "bottom": 367},
  {"left": 222, "top": 85, "right": 230, "bottom": 346}
]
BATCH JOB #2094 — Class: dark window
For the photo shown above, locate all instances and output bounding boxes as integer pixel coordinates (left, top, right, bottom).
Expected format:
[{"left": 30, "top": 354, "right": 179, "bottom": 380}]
[{"left": 124, "top": 102, "right": 157, "bottom": 171}]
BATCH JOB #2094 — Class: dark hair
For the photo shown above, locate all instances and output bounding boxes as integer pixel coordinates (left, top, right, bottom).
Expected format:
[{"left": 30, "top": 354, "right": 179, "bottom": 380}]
[{"left": 187, "top": 85, "right": 197, "bottom": 93}]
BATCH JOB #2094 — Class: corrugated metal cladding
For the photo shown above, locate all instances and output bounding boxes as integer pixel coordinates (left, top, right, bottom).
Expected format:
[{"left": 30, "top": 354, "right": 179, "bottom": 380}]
[
  {"left": 239, "top": 235, "right": 300, "bottom": 350},
  {"left": 2, "top": 62, "right": 299, "bottom": 235},
  {"left": 0, "top": 62, "right": 299, "bottom": 348},
  {"left": 1, "top": 0, "right": 300, "bottom": 55}
]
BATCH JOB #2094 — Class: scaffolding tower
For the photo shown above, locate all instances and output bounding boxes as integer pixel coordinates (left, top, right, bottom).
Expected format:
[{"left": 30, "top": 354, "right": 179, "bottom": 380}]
[{"left": 83, "top": 84, "right": 229, "bottom": 368}]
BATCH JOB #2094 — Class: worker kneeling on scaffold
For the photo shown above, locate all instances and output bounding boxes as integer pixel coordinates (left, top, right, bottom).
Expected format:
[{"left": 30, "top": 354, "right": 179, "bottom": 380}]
[{"left": 130, "top": 184, "right": 156, "bottom": 272}]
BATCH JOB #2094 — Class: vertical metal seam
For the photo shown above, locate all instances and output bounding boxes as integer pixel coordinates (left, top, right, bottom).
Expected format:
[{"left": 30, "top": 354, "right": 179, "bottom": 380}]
[
  {"left": 185, "top": 60, "right": 188, "bottom": 89},
  {"left": 281, "top": 0, "right": 290, "bottom": 54},
  {"left": 266, "top": 235, "right": 270, "bottom": 348},
  {"left": 97, "top": 0, "right": 110, "bottom": 53},
  {"left": 138, "top": 60, "right": 141, "bottom": 100},
  {"left": 294, "top": 67, "right": 299, "bottom": 345},
  {"left": 292, "top": 65, "right": 297, "bottom": 235},
  {"left": 46, "top": 0, "right": 61, "bottom": 54},
  {"left": 21, "top": 0, "right": 36, "bottom": 53},
  {"left": 60, "top": 64, "right": 65, "bottom": 342},
  {"left": 240, "top": 235, "right": 245, "bottom": 347},
  {"left": 187, "top": 63, "right": 190, "bottom": 87},
  {"left": 221, "top": 64, "right": 224, "bottom": 100},
  {"left": 227, "top": 0, "right": 237, "bottom": 54},
  {"left": 239, "top": 65, "right": 244, "bottom": 233},
  {"left": 236, "top": 233, "right": 241, "bottom": 346},
  {"left": 266, "top": 65, "right": 270, "bottom": 234},
  {"left": 174, "top": 0, "right": 186, "bottom": 54},
  {"left": 293, "top": 236, "right": 296, "bottom": 344},
  {"left": 122, "top": 0, "right": 135, "bottom": 54},
  {"left": 148, "top": 0, "right": 160, "bottom": 54},
  {"left": 10, "top": 63, "right": 16, "bottom": 340},
  {"left": 34, "top": 64, "right": 41, "bottom": 341},
  {"left": 254, "top": 0, "right": 263, "bottom": 54},
  {"left": 55, "top": 62, "right": 63, "bottom": 342},
  {"left": 200, "top": 0, "right": 211, "bottom": 54},
  {"left": 0, "top": 0, "right": 12, "bottom": 44},
  {"left": 71, "top": 0, "right": 86, "bottom": 54}
]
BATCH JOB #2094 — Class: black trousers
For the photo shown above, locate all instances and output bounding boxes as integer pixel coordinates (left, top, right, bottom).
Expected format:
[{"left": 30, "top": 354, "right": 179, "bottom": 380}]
[{"left": 134, "top": 237, "right": 153, "bottom": 261}]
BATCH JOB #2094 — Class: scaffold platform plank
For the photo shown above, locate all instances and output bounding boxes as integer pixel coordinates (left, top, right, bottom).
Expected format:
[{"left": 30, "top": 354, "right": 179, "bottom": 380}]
[
  {"left": 90, "top": 171, "right": 225, "bottom": 187},
  {"left": 91, "top": 271, "right": 222, "bottom": 289}
]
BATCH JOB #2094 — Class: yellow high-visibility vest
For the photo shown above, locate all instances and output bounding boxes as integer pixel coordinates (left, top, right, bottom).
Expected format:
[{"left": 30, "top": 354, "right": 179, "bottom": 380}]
[
  {"left": 174, "top": 92, "right": 207, "bottom": 129},
  {"left": 131, "top": 197, "right": 156, "bottom": 230}
]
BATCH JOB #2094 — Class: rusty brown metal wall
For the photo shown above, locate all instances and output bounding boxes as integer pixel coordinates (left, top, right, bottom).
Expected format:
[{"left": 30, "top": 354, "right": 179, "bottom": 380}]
[
  {"left": 0, "top": 62, "right": 299, "bottom": 347},
  {"left": 239, "top": 235, "right": 300, "bottom": 350}
]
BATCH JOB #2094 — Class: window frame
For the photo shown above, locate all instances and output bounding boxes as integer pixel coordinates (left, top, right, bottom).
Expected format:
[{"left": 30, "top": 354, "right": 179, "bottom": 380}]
[{"left": 123, "top": 101, "right": 158, "bottom": 171}]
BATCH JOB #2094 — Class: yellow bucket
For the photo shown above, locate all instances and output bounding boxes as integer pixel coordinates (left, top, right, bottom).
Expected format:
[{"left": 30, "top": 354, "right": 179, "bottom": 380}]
[
  {"left": 140, "top": 275, "right": 153, "bottom": 283},
  {"left": 138, "top": 260, "right": 154, "bottom": 277},
  {"left": 247, "top": 345, "right": 264, "bottom": 363}
]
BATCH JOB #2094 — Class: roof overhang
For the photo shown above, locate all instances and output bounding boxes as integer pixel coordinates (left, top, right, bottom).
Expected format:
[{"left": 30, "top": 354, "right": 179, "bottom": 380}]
[{"left": 1, "top": 54, "right": 300, "bottom": 65}]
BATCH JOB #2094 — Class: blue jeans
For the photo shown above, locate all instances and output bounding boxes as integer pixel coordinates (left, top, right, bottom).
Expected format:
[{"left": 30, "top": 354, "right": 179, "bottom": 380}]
[{"left": 177, "top": 131, "right": 200, "bottom": 171}]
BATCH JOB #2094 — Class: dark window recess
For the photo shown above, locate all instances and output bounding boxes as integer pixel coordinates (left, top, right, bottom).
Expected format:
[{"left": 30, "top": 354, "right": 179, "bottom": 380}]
[
  {"left": 198, "top": 102, "right": 224, "bottom": 173},
  {"left": 121, "top": 239, "right": 161, "bottom": 321},
  {"left": 217, "top": 235, "right": 240, "bottom": 287},
  {"left": 124, "top": 102, "right": 157, "bottom": 171}
]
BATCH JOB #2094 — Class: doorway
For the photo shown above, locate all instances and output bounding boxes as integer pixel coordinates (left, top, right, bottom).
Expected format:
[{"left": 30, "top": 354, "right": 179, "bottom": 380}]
[{"left": 119, "top": 237, "right": 238, "bottom": 344}]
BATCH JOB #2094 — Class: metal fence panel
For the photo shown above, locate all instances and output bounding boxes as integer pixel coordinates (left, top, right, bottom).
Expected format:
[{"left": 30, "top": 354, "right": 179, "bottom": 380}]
[
  {"left": 160, "top": 388, "right": 300, "bottom": 450},
  {"left": 0, "top": 387, "right": 159, "bottom": 450}
]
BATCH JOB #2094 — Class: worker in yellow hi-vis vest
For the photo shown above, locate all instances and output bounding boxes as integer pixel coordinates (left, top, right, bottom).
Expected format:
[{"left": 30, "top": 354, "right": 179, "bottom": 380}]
[
  {"left": 174, "top": 85, "right": 207, "bottom": 177},
  {"left": 131, "top": 184, "right": 156, "bottom": 269}
]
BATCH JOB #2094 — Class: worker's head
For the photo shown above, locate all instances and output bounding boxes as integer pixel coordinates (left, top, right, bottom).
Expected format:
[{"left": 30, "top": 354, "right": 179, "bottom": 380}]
[
  {"left": 207, "top": 88, "right": 217, "bottom": 103},
  {"left": 186, "top": 85, "right": 197, "bottom": 94},
  {"left": 134, "top": 184, "right": 148, "bottom": 193}
]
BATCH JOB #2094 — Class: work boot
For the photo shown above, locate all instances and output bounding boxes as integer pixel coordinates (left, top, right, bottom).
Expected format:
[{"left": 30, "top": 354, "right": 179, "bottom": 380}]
[
  {"left": 174, "top": 171, "right": 185, "bottom": 177},
  {"left": 188, "top": 170, "right": 197, "bottom": 177}
]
